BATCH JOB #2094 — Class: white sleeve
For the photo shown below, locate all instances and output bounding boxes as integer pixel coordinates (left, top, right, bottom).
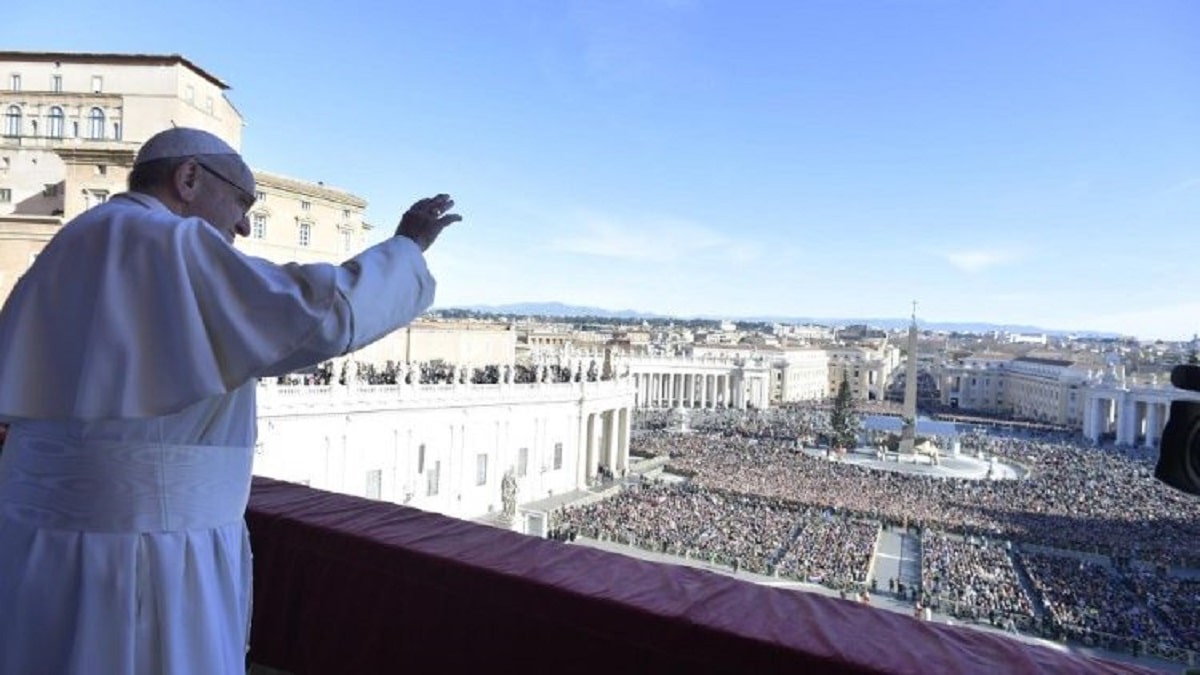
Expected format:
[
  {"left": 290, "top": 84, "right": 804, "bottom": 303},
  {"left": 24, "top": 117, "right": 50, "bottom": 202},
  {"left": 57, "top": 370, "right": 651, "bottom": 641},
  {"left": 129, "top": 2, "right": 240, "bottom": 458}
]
[{"left": 256, "top": 236, "right": 435, "bottom": 377}]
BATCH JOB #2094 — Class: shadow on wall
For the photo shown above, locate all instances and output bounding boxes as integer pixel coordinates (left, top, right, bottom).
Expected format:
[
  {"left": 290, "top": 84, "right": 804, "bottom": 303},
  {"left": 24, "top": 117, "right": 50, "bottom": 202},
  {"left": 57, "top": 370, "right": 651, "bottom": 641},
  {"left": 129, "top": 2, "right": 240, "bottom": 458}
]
[{"left": 9, "top": 181, "right": 64, "bottom": 216}]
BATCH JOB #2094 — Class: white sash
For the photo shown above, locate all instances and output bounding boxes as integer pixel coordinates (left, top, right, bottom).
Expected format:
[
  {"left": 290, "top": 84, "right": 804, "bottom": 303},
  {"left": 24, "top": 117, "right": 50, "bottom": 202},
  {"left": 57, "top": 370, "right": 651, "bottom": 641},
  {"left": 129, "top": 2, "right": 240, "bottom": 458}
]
[{"left": 0, "top": 426, "right": 252, "bottom": 532}]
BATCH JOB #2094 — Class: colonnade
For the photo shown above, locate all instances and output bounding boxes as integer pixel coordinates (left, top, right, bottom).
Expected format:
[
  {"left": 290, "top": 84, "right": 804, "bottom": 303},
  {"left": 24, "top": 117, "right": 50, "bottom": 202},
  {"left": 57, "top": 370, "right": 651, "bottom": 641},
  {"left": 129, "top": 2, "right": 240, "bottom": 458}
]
[
  {"left": 629, "top": 368, "right": 770, "bottom": 410},
  {"left": 1082, "top": 385, "right": 1199, "bottom": 448},
  {"left": 578, "top": 407, "right": 631, "bottom": 485}
]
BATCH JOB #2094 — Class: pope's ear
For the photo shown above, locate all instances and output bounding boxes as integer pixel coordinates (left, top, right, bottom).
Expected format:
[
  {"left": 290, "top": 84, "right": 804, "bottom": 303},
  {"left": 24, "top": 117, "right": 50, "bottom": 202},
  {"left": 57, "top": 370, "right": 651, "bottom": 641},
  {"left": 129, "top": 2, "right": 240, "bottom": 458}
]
[{"left": 172, "top": 159, "right": 202, "bottom": 204}]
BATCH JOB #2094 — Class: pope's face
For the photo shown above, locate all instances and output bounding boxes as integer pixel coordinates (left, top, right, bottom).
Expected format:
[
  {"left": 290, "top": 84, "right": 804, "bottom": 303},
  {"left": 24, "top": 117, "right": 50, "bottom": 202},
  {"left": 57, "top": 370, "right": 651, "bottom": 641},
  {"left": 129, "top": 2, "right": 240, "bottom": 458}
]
[{"left": 192, "top": 159, "right": 255, "bottom": 243}]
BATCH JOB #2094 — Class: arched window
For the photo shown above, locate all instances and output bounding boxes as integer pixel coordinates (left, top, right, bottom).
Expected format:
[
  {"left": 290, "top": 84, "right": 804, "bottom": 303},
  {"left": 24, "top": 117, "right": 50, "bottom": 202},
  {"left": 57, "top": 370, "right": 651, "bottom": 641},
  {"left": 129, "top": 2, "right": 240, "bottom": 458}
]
[
  {"left": 87, "top": 107, "right": 105, "bottom": 140},
  {"left": 3, "top": 105, "right": 20, "bottom": 137},
  {"left": 48, "top": 106, "right": 64, "bottom": 138}
]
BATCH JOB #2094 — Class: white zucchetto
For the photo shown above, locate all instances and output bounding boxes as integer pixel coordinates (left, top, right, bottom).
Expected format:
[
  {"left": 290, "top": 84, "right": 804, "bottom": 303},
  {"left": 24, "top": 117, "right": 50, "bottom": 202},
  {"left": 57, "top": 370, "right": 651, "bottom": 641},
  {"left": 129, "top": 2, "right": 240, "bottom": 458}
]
[
  {"left": 134, "top": 127, "right": 255, "bottom": 197},
  {"left": 134, "top": 127, "right": 240, "bottom": 165}
]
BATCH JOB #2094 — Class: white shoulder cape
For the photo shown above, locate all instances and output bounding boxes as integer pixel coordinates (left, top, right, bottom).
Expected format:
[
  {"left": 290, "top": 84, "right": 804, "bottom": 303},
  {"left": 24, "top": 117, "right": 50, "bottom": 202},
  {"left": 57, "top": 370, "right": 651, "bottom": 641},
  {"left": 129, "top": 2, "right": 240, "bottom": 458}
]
[{"left": 0, "top": 192, "right": 434, "bottom": 420}]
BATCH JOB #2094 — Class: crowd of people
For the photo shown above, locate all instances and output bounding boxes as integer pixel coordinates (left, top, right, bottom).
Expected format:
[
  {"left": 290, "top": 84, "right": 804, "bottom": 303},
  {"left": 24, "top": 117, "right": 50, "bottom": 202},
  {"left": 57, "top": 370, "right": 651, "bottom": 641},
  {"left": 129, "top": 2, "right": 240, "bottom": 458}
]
[
  {"left": 562, "top": 403, "right": 1200, "bottom": 660},
  {"left": 637, "top": 407, "right": 1200, "bottom": 569},
  {"left": 558, "top": 482, "right": 802, "bottom": 576},
  {"left": 1022, "top": 552, "right": 1179, "bottom": 655},
  {"left": 920, "top": 531, "right": 1034, "bottom": 627},
  {"left": 773, "top": 514, "right": 878, "bottom": 590}
]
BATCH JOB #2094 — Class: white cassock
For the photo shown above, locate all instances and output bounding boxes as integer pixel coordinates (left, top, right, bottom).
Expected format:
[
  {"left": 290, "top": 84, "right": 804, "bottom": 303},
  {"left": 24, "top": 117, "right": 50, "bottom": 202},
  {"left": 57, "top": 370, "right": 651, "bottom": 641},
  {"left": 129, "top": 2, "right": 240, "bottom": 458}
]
[{"left": 0, "top": 192, "right": 435, "bottom": 675}]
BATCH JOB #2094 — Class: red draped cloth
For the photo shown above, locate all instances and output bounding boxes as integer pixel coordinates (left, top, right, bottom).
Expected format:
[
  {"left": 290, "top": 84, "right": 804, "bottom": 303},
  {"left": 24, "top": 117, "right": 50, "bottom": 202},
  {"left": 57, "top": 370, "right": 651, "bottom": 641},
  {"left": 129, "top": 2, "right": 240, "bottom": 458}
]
[{"left": 246, "top": 478, "right": 1154, "bottom": 674}]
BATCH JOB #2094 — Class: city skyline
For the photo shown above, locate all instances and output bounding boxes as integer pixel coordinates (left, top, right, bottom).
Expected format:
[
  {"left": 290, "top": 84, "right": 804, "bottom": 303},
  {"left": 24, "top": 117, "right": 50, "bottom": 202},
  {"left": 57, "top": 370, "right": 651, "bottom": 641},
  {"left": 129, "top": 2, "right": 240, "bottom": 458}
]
[{"left": 5, "top": 1, "right": 1198, "bottom": 340}]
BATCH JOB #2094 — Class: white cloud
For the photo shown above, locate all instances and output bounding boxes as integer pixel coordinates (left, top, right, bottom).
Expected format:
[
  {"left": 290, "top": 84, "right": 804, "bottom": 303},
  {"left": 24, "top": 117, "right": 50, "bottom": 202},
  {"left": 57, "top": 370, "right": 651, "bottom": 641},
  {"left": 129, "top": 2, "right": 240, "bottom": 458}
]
[
  {"left": 942, "top": 249, "right": 1023, "bottom": 273},
  {"left": 549, "top": 213, "right": 759, "bottom": 264}
]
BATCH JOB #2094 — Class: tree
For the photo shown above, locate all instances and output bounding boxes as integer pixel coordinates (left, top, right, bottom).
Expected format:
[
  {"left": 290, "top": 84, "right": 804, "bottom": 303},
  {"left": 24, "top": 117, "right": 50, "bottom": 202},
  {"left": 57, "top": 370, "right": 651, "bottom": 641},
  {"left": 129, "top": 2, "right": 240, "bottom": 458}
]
[{"left": 830, "top": 374, "right": 860, "bottom": 450}]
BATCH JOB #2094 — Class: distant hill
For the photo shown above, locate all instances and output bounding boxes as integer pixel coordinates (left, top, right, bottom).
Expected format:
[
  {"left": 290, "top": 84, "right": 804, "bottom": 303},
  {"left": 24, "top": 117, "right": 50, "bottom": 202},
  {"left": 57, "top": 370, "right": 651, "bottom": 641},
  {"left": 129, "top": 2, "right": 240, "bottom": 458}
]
[
  {"left": 444, "top": 301, "right": 1124, "bottom": 338},
  {"left": 454, "top": 301, "right": 668, "bottom": 321}
]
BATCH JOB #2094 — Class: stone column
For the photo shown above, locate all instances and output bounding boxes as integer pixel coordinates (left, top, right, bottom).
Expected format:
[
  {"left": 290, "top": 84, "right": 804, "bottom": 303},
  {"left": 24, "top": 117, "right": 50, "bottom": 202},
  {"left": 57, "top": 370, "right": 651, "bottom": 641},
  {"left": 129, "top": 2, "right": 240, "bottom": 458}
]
[
  {"left": 1116, "top": 396, "right": 1137, "bottom": 446},
  {"left": 606, "top": 409, "right": 619, "bottom": 472},
  {"left": 576, "top": 412, "right": 591, "bottom": 488},
  {"left": 1083, "top": 396, "right": 1096, "bottom": 441},
  {"left": 590, "top": 412, "right": 603, "bottom": 481},
  {"left": 1145, "top": 402, "right": 1162, "bottom": 448},
  {"left": 617, "top": 407, "right": 631, "bottom": 474}
]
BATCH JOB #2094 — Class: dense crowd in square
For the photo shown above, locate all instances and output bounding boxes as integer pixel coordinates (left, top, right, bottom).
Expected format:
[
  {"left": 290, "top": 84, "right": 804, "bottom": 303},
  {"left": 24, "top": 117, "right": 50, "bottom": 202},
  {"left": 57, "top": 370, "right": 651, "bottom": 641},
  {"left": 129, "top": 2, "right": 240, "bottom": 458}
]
[{"left": 559, "top": 402, "right": 1200, "bottom": 660}]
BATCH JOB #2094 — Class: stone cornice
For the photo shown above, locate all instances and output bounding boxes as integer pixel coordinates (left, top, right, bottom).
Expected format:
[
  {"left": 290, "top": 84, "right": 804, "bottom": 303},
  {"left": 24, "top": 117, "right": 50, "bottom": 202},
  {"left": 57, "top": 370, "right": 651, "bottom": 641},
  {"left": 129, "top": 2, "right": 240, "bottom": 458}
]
[
  {"left": 0, "top": 51, "right": 229, "bottom": 89},
  {"left": 253, "top": 170, "right": 367, "bottom": 208},
  {"left": 55, "top": 146, "right": 137, "bottom": 164}
]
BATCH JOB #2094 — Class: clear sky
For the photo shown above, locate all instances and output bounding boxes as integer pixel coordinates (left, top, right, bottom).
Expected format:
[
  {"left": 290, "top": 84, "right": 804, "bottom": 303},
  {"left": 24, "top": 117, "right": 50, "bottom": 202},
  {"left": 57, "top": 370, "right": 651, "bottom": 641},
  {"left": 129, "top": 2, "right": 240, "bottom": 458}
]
[{"left": 5, "top": 1, "right": 1199, "bottom": 339}]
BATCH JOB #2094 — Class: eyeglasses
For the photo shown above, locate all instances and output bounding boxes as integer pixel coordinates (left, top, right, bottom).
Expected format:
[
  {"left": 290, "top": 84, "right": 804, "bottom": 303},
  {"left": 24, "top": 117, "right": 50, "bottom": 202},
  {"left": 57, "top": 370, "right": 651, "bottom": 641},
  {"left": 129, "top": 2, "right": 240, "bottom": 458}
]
[{"left": 195, "top": 159, "right": 256, "bottom": 209}]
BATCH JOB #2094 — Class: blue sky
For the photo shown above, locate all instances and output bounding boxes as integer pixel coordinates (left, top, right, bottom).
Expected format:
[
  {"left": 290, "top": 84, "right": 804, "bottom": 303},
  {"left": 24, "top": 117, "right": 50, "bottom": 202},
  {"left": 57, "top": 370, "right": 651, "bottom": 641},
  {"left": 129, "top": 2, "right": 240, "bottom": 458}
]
[{"left": 5, "top": 1, "right": 1199, "bottom": 339}]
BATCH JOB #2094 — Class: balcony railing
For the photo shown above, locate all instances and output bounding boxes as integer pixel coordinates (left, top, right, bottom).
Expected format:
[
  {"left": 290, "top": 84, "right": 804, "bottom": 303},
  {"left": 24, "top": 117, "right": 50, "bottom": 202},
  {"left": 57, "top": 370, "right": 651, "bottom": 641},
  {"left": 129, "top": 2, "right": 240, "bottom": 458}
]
[{"left": 245, "top": 477, "right": 1155, "bottom": 674}]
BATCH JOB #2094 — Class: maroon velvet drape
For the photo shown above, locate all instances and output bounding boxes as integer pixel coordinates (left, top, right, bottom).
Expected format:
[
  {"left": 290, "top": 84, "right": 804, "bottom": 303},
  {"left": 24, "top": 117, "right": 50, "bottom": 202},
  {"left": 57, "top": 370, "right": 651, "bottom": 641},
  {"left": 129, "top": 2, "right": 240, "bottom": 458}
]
[{"left": 246, "top": 478, "right": 1154, "bottom": 675}]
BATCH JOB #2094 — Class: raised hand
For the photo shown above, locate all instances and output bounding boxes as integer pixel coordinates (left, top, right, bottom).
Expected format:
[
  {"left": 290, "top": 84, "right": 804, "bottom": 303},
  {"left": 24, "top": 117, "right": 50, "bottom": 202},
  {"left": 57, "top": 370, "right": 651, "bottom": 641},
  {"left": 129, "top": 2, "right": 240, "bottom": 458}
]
[{"left": 395, "top": 193, "right": 462, "bottom": 251}]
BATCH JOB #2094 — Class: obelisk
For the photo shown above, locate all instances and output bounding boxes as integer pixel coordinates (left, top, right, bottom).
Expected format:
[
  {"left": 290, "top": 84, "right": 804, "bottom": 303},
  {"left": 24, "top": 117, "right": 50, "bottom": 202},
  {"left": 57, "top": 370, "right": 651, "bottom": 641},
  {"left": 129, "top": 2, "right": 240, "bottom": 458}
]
[{"left": 898, "top": 302, "right": 919, "bottom": 455}]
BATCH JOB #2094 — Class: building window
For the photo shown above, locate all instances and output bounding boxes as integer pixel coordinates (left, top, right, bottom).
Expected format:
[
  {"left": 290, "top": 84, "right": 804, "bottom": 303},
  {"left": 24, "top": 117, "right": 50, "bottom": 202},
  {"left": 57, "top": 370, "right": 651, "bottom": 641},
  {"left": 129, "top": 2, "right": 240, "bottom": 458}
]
[
  {"left": 9, "top": 74, "right": 19, "bottom": 92},
  {"left": 342, "top": 229, "right": 352, "bottom": 253},
  {"left": 205, "top": 96, "right": 213, "bottom": 113},
  {"left": 47, "top": 106, "right": 64, "bottom": 138},
  {"left": 51, "top": 74, "right": 62, "bottom": 93},
  {"left": 517, "top": 447, "right": 528, "bottom": 478},
  {"left": 95, "top": 164, "right": 107, "bottom": 176},
  {"left": 91, "top": 75, "right": 102, "bottom": 93},
  {"left": 476, "top": 454, "right": 488, "bottom": 486},
  {"left": 298, "top": 222, "right": 311, "bottom": 247},
  {"left": 553, "top": 442, "right": 563, "bottom": 470},
  {"left": 426, "top": 460, "right": 440, "bottom": 496},
  {"left": 113, "top": 122, "right": 121, "bottom": 141},
  {"left": 3, "top": 106, "right": 20, "bottom": 137},
  {"left": 0, "top": 188, "right": 10, "bottom": 203},
  {"left": 83, "top": 190, "right": 109, "bottom": 210},
  {"left": 185, "top": 84, "right": 194, "bottom": 102},
  {"left": 342, "top": 209, "right": 350, "bottom": 220},
  {"left": 252, "top": 213, "right": 267, "bottom": 239},
  {"left": 365, "top": 469, "right": 382, "bottom": 500},
  {"left": 87, "top": 108, "right": 105, "bottom": 140},
  {"left": 301, "top": 200, "right": 311, "bottom": 212},
  {"left": 417, "top": 443, "right": 426, "bottom": 474},
  {"left": 255, "top": 190, "right": 266, "bottom": 202}
]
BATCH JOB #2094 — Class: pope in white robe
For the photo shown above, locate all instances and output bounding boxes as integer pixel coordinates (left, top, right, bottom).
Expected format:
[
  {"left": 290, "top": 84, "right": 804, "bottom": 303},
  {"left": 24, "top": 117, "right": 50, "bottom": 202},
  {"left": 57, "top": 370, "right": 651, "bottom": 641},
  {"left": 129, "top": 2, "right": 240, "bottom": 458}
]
[{"left": 0, "top": 128, "right": 461, "bottom": 674}]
